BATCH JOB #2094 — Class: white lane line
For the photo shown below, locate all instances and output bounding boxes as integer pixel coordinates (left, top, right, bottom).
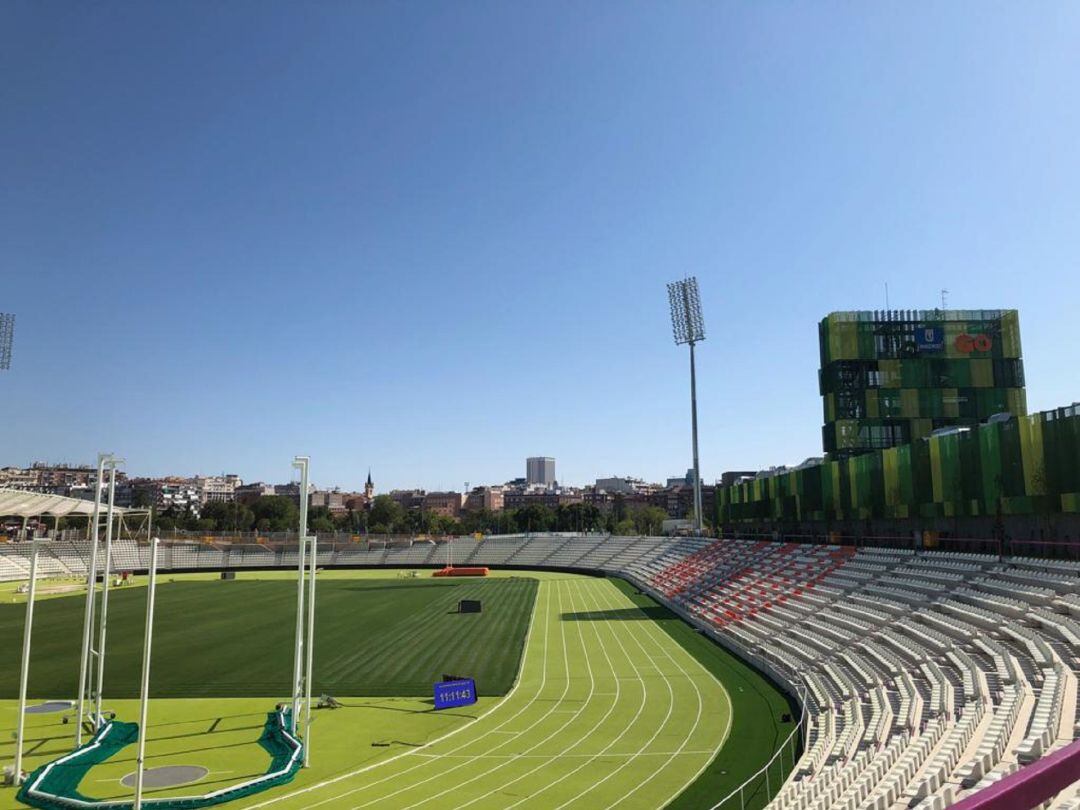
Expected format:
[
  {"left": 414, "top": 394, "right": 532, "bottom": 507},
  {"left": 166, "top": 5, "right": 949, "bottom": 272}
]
[
  {"left": 606, "top": 585, "right": 734, "bottom": 810},
  {"left": 399, "top": 578, "right": 610, "bottom": 809},
  {"left": 550, "top": 579, "right": 681, "bottom": 810},
  {"left": 500, "top": 577, "right": 656, "bottom": 810},
  {"left": 245, "top": 578, "right": 552, "bottom": 810},
  {"left": 463, "top": 577, "right": 640, "bottom": 810},
  {"left": 643, "top": 582, "right": 735, "bottom": 810},
  {"left": 599, "top": 612, "right": 703, "bottom": 809},
  {"left": 414, "top": 751, "right": 719, "bottom": 759},
  {"left": 346, "top": 579, "right": 578, "bottom": 809},
  {"left": 336, "top": 580, "right": 567, "bottom": 809}
]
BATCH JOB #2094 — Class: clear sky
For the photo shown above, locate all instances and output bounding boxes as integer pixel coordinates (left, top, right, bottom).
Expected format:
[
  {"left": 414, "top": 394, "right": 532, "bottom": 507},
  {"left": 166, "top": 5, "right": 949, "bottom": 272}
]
[{"left": 3, "top": 2, "right": 1079, "bottom": 492}]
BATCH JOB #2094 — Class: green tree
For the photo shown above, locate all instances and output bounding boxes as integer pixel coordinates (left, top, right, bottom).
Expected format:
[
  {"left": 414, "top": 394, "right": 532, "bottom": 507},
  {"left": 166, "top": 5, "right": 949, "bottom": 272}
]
[
  {"left": 249, "top": 495, "right": 299, "bottom": 532},
  {"left": 433, "top": 514, "right": 461, "bottom": 535},
  {"left": 558, "top": 503, "right": 602, "bottom": 532},
  {"left": 155, "top": 514, "right": 177, "bottom": 531},
  {"left": 460, "top": 508, "right": 495, "bottom": 534},
  {"left": 516, "top": 504, "right": 554, "bottom": 533},
  {"left": 610, "top": 494, "right": 627, "bottom": 524},
  {"left": 369, "top": 495, "right": 403, "bottom": 530},
  {"left": 396, "top": 508, "right": 421, "bottom": 534},
  {"left": 498, "top": 508, "right": 520, "bottom": 533},
  {"left": 308, "top": 506, "right": 336, "bottom": 533},
  {"left": 131, "top": 489, "right": 154, "bottom": 509},
  {"left": 332, "top": 511, "right": 354, "bottom": 531},
  {"left": 158, "top": 504, "right": 200, "bottom": 531},
  {"left": 629, "top": 506, "right": 669, "bottom": 536},
  {"left": 200, "top": 501, "right": 255, "bottom": 532}
]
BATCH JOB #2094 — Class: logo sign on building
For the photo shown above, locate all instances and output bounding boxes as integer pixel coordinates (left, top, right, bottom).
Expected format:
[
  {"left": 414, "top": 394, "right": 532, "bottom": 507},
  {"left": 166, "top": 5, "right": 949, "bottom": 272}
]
[
  {"left": 915, "top": 327, "right": 944, "bottom": 353},
  {"left": 434, "top": 678, "right": 477, "bottom": 710},
  {"left": 954, "top": 334, "right": 993, "bottom": 354}
]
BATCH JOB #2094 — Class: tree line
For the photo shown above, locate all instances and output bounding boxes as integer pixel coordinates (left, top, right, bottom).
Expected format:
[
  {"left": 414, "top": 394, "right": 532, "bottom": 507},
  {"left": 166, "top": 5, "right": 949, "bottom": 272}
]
[{"left": 154, "top": 494, "right": 674, "bottom": 537}]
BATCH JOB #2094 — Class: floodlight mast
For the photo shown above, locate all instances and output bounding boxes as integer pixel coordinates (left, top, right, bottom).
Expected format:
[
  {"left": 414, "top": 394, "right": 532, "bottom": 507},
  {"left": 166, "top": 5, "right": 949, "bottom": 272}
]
[{"left": 667, "top": 278, "right": 706, "bottom": 535}]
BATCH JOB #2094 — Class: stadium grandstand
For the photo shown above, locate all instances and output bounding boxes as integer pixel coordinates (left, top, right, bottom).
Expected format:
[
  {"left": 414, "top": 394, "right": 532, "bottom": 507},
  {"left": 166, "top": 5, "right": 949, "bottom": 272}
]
[{"left": 2, "top": 530, "right": 1079, "bottom": 809}]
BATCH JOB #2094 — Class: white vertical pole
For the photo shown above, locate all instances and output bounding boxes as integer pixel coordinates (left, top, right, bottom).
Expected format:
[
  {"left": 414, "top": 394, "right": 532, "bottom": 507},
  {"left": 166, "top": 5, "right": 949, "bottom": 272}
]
[
  {"left": 133, "top": 538, "right": 159, "bottom": 810},
  {"left": 94, "top": 461, "right": 119, "bottom": 730},
  {"left": 76, "top": 453, "right": 106, "bottom": 747},
  {"left": 14, "top": 540, "right": 40, "bottom": 786},
  {"left": 303, "top": 533, "right": 316, "bottom": 767},
  {"left": 290, "top": 456, "right": 309, "bottom": 735}
]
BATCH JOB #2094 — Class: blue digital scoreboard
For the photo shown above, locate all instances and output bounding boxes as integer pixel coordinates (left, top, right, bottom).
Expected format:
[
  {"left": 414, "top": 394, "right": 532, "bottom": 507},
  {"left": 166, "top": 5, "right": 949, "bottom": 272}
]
[{"left": 434, "top": 678, "right": 477, "bottom": 710}]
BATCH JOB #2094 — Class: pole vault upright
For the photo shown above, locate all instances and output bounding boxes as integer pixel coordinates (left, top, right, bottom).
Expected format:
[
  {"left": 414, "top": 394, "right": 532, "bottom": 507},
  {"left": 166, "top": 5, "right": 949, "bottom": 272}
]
[
  {"left": 290, "top": 456, "right": 310, "bottom": 736},
  {"left": 302, "top": 530, "right": 316, "bottom": 767},
  {"left": 133, "top": 538, "right": 160, "bottom": 810},
  {"left": 13, "top": 539, "right": 39, "bottom": 786},
  {"left": 75, "top": 453, "right": 107, "bottom": 747},
  {"left": 93, "top": 457, "right": 123, "bottom": 730}
]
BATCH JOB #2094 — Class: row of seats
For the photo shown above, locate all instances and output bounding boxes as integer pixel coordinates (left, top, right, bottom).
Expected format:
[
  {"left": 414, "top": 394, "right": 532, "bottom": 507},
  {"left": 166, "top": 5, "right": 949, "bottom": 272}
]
[{"left": 619, "top": 540, "right": 1080, "bottom": 810}]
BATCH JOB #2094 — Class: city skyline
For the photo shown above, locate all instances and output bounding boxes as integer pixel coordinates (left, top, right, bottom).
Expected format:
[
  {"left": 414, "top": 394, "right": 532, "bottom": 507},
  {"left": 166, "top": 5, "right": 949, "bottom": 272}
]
[
  {"left": 0, "top": 456, "right": 682, "bottom": 496},
  {"left": 4, "top": 4, "right": 1079, "bottom": 490}
]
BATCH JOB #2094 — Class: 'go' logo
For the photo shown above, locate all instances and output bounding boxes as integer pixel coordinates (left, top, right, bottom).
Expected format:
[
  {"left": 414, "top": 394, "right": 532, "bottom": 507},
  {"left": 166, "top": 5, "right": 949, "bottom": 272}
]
[{"left": 955, "top": 334, "right": 992, "bottom": 353}]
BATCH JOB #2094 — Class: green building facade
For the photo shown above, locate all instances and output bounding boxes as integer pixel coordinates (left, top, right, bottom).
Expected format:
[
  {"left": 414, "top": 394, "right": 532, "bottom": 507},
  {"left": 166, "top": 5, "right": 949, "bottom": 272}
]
[
  {"left": 819, "top": 310, "right": 1026, "bottom": 458},
  {"left": 716, "top": 404, "right": 1080, "bottom": 536}
]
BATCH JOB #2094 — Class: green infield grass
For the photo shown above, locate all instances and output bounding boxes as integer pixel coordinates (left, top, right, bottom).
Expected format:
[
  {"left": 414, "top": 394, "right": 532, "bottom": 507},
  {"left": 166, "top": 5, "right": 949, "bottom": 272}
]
[{"left": 0, "top": 575, "right": 537, "bottom": 698}]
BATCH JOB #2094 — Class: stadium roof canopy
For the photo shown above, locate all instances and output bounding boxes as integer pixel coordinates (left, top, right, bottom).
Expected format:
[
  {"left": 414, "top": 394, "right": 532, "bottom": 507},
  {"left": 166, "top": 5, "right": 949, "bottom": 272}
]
[{"left": 0, "top": 488, "right": 130, "bottom": 518}]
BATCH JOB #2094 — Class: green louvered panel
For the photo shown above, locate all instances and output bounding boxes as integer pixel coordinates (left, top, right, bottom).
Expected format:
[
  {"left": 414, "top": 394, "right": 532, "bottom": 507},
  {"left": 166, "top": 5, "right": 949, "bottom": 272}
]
[
  {"left": 718, "top": 406, "right": 1077, "bottom": 527},
  {"left": 978, "top": 421, "right": 1003, "bottom": 513}
]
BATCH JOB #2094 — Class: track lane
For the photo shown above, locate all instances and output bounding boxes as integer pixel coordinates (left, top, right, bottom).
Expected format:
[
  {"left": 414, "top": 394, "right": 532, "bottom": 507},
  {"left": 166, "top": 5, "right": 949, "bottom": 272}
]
[{"left": 244, "top": 575, "right": 731, "bottom": 810}]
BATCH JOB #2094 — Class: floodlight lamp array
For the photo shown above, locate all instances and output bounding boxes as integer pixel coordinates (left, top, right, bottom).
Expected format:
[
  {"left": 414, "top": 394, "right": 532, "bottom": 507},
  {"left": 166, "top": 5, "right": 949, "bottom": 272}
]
[
  {"left": 0, "top": 312, "right": 13, "bottom": 370},
  {"left": 667, "top": 278, "right": 705, "bottom": 346}
]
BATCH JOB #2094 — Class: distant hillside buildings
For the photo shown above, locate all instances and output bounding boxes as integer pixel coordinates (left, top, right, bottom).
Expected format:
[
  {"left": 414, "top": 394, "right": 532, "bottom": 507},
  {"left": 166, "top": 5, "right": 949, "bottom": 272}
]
[{"left": 0, "top": 454, "right": 714, "bottom": 524}]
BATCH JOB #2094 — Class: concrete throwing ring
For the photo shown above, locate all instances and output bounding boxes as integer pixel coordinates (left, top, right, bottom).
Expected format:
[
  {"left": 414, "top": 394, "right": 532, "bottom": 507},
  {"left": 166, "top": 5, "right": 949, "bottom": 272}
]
[
  {"left": 24, "top": 701, "right": 74, "bottom": 714},
  {"left": 121, "top": 765, "right": 209, "bottom": 788}
]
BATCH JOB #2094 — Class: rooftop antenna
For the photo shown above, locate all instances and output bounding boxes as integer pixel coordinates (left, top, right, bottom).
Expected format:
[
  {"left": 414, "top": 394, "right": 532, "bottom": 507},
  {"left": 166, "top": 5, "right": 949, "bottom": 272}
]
[
  {"left": 940, "top": 289, "right": 949, "bottom": 310},
  {"left": 884, "top": 282, "right": 890, "bottom": 312}
]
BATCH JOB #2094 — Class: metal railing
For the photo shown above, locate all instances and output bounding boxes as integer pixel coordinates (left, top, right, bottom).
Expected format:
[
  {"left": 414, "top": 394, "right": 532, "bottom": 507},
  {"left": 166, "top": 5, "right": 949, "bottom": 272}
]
[
  {"left": 708, "top": 685, "right": 808, "bottom": 809},
  {"left": 623, "top": 576, "right": 813, "bottom": 810}
]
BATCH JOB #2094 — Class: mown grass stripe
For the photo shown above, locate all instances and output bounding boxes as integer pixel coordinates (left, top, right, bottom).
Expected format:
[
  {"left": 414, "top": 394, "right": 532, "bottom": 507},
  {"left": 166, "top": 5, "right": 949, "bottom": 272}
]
[{"left": 0, "top": 577, "right": 537, "bottom": 699}]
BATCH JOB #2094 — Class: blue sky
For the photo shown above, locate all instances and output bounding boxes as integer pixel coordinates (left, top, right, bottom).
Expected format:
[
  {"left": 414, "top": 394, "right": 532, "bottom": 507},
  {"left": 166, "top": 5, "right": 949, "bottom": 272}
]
[{"left": 3, "top": 3, "right": 1079, "bottom": 491}]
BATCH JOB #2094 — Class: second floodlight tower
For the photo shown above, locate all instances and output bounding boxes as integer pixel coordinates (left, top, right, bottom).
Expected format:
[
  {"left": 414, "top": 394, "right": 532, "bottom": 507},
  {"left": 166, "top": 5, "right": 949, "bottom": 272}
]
[{"left": 667, "top": 277, "right": 706, "bottom": 535}]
